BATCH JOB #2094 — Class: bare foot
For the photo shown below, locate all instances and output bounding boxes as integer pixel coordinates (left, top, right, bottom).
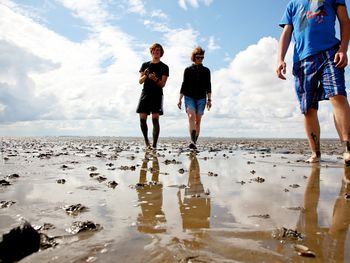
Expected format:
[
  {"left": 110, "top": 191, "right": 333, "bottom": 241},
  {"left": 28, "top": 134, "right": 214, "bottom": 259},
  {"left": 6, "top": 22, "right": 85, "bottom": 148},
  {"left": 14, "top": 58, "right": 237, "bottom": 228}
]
[
  {"left": 305, "top": 156, "right": 320, "bottom": 163},
  {"left": 343, "top": 165, "right": 350, "bottom": 195},
  {"left": 145, "top": 144, "right": 152, "bottom": 152},
  {"left": 344, "top": 152, "right": 350, "bottom": 167}
]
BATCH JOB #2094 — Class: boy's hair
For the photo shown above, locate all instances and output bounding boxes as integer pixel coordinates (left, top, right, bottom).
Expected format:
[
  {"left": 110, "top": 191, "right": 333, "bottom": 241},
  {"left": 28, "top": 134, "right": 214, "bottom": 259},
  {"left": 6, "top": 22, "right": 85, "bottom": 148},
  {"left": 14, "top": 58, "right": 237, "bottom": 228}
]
[
  {"left": 191, "top": 46, "right": 205, "bottom": 62},
  {"left": 149, "top": 43, "right": 164, "bottom": 57}
]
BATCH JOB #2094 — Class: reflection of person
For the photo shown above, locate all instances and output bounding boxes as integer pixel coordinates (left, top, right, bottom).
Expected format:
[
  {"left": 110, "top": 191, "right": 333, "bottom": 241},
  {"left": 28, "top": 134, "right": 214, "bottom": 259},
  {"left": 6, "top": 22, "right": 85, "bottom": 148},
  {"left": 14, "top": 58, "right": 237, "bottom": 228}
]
[
  {"left": 296, "top": 165, "right": 350, "bottom": 261},
  {"left": 325, "top": 167, "right": 350, "bottom": 262},
  {"left": 136, "top": 155, "right": 166, "bottom": 233},
  {"left": 296, "top": 165, "right": 325, "bottom": 258},
  {"left": 276, "top": 0, "right": 350, "bottom": 164},
  {"left": 177, "top": 46, "right": 212, "bottom": 150},
  {"left": 137, "top": 43, "right": 169, "bottom": 150},
  {"left": 177, "top": 156, "right": 210, "bottom": 230}
]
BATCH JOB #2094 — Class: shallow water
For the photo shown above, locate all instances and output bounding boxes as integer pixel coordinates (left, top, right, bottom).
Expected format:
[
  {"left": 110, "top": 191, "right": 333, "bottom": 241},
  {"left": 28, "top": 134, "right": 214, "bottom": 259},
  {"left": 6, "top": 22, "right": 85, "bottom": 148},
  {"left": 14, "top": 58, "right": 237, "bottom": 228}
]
[{"left": 0, "top": 137, "right": 349, "bottom": 262}]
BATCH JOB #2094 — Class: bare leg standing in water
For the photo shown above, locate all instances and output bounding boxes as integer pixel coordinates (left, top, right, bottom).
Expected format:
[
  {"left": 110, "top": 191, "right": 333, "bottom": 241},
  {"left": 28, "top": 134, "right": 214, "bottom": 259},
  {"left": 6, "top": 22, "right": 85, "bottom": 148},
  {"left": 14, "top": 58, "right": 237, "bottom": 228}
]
[{"left": 276, "top": 1, "right": 350, "bottom": 164}]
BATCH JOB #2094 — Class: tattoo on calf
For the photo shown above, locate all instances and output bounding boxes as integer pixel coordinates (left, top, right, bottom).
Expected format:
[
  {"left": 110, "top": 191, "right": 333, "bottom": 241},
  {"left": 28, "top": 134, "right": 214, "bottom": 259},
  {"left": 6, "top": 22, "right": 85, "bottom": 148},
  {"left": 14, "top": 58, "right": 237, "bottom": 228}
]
[{"left": 311, "top": 132, "right": 321, "bottom": 158}]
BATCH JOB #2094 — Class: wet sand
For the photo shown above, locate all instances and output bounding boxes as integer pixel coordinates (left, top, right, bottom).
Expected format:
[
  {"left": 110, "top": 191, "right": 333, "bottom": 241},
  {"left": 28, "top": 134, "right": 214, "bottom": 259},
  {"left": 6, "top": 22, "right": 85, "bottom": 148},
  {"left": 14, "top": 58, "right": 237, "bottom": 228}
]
[{"left": 0, "top": 137, "right": 349, "bottom": 262}]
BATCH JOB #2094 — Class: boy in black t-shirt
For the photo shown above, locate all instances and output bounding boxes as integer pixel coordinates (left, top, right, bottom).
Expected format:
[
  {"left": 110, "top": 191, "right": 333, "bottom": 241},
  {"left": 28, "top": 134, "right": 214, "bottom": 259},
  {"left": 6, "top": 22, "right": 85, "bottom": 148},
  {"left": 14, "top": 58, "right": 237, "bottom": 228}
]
[{"left": 137, "top": 43, "right": 169, "bottom": 150}]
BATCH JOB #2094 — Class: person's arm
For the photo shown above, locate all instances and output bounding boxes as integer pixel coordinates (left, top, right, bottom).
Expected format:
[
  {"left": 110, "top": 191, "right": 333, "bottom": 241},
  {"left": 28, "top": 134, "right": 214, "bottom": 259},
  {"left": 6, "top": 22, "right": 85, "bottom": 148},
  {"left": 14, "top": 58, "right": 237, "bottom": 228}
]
[
  {"left": 177, "top": 93, "right": 184, "bottom": 109},
  {"left": 276, "top": 24, "right": 293, "bottom": 80},
  {"left": 335, "top": 5, "right": 350, "bottom": 68},
  {"left": 139, "top": 73, "right": 147, "bottom": 84},
  {"left": 206, "top": 70, "right": 212, "bottom": 110},
  {"left": 178, "top": 68, "right": 188, "bottom": 109},
  {"left": 144, "top": 71, "right": 168, "bottom": 87},
  {"left": 139, "top": 67, "right": 149, "bottom": 84},
  {"left": 206, "top": 93, "right": 212, "bottom": 111},
  {"left": 156, "top": 75, "right": 168, "bottom": 88}
]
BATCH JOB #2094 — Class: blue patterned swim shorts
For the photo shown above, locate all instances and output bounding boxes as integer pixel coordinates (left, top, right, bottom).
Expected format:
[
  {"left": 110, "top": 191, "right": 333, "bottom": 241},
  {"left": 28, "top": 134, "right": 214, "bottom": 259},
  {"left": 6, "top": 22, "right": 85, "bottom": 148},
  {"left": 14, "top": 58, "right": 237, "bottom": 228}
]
[{"left": 292, "top": 46, "right": 347, "bottom": 114}]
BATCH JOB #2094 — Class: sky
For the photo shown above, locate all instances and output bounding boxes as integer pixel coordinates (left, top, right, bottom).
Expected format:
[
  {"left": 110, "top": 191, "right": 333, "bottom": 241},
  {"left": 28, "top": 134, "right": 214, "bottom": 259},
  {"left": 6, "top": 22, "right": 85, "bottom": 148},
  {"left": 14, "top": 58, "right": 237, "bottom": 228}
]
[{"left": 0, "top": 0, "right": 350, "bottom": 138}]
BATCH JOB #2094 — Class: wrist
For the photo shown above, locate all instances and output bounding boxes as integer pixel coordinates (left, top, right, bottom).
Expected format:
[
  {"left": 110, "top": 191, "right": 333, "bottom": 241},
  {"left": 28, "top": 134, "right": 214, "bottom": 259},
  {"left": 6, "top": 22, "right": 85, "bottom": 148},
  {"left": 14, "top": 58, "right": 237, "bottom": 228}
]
[{"left": 338, "top": 47, "right": 348, "bottom": 53}]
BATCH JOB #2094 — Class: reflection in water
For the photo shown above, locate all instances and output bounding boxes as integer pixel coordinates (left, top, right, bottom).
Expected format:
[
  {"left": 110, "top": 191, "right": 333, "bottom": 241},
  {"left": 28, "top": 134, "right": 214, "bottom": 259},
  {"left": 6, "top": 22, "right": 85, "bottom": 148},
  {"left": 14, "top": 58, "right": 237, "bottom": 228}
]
[
  {"left": 297, "top": 165, "right": 350, "bottom": 261},
  {"left": 326, "top": 166, "right": 350, "bottom": 262},
  {"left": 178, "top": 155, "right": 210, "bottom": 230},
  {"left": 136, "top": 154, "right": 166, "bottom": 233}
]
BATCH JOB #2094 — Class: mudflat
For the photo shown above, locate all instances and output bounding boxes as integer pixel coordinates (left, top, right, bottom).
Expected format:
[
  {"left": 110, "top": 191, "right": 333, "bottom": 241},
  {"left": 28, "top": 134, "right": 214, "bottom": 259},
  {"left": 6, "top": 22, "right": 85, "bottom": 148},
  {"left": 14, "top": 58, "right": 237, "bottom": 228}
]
[{"left": 0, "top": 137, "right": 349, "bottom": 262}]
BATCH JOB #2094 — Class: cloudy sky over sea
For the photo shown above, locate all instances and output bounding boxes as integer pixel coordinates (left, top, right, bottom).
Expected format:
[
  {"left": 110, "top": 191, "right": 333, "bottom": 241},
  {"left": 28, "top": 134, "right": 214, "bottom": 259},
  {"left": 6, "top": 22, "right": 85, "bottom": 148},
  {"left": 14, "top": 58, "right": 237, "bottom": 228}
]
[{"left": 1, "top": 0, "right": 350, "bottom": 138}]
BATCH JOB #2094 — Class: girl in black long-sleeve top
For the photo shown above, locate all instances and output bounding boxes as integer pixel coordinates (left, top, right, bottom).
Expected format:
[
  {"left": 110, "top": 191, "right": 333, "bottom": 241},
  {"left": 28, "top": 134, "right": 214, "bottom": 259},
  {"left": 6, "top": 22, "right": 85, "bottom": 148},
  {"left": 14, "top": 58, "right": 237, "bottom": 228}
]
[{"left": 177, "top": 47, "right": 212, "bottom": 150}]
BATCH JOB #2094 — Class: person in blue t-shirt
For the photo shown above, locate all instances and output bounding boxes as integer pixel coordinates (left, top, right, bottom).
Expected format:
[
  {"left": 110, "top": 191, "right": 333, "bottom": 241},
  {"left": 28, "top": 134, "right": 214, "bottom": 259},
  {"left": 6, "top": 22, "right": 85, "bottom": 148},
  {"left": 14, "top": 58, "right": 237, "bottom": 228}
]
[{"left": 276, "top": 0, "right": 350, "bottom": 164}]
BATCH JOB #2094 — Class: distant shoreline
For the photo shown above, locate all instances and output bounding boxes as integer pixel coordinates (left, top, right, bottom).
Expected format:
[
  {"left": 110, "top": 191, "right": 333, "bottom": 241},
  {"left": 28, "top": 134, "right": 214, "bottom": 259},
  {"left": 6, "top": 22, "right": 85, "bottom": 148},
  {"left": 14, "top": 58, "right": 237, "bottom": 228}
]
[
  {"left": 0, "top": 136, "right": 344, "bottom": 156},
  {"left": 0, "top": 135, "right": 340, "bottom": 140}
]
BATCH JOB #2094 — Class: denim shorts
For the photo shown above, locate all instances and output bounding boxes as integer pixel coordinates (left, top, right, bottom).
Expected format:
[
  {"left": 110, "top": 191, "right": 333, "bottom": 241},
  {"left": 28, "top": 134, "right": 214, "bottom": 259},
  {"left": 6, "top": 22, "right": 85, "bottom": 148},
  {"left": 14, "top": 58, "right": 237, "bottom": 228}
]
[
  {"left": 292, "top": 46, "right": 347, "bottom": 114},
  {"left": 184, "top": 96, "right": 206, "bottom": 115}
]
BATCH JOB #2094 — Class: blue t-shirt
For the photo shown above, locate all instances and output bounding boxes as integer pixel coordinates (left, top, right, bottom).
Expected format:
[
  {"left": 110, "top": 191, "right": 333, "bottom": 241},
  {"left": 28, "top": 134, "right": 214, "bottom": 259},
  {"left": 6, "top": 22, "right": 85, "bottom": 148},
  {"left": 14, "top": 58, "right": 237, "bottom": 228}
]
[{"left": 280, "top": 0, "right": 345, "bottom": 63}]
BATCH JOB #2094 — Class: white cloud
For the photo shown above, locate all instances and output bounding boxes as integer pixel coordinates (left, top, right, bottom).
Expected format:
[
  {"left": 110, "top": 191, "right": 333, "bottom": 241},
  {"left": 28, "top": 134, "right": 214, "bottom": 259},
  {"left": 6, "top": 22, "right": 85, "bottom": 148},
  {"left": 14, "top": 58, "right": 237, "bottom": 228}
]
[
  {"left": 0, "top": 1, "right": 197, "bottom": 135},
  {"left": 0, "top": 1, "right": 348, "bottom": 138},
  {"left": 0, "top": 1, "right": 142, "bottom": 131},
  {"left": 143, "top": 19, "right": 170, "bottom": 33},
  {"left": 127, "top": 0, "right": 146, "bottom": 15},
  {"left": 150, "top": 9, "right": 168, "bottom": 20},
  {"left": 59, "top": 0, "right": 111, "bottom": 27},
  {"left": 208, "top": 37, "right": 298, "bottom": 134},
  {"left": 0, "top": 40, "right": 60, "bottom": 123},
  {"left": 178, "top": 0, "right": 214, "bottom": 10},
  {"left": 207, "top": 35, "right": 220, "bottom": 51}
]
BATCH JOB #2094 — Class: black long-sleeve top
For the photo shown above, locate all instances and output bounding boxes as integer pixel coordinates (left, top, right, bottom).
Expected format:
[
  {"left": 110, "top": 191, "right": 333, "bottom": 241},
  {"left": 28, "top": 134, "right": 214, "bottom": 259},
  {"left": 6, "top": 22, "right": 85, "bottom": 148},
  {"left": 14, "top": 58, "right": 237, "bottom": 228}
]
[{"left": 180, "top": 64, "right": 211, "bottom": 100}]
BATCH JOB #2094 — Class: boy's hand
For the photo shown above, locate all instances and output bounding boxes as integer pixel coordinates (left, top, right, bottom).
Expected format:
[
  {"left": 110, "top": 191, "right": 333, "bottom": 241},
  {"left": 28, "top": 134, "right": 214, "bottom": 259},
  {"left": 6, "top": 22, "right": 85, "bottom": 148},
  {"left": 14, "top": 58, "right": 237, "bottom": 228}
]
[
  {"left": 334, "top": 51, "right": 348, "bottom": 68},
  {"left": 148, "top": 72, "right": 158, "bottom": 82},
  {"left": 276, "top": 61, "right": 287, "bottom": 80},
  {"left": 143, "top": 68, "right": 150, "bottom": 76}
]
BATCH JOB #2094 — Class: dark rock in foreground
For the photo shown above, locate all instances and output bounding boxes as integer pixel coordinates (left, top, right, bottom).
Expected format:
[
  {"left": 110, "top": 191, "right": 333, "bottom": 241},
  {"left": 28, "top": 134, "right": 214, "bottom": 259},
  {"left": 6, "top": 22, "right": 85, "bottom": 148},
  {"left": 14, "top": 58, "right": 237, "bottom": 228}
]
[{"left": 0, "top": 221, "right": 40, "bottom": 263}]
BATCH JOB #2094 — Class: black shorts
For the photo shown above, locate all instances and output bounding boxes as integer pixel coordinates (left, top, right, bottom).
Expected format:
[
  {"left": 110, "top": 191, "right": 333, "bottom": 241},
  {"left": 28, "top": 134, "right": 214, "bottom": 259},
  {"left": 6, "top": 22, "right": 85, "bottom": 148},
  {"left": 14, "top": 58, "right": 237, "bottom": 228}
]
[{"left": 136, "top": 92, "right": 163, "bottom": 115}]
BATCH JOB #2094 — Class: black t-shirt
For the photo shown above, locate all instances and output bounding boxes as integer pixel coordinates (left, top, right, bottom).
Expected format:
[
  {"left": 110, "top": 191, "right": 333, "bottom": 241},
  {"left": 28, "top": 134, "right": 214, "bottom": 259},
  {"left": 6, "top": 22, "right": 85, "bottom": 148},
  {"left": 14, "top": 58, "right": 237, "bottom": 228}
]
[{"left": 139, "top": 61, "right": 169, "bottom": 96}]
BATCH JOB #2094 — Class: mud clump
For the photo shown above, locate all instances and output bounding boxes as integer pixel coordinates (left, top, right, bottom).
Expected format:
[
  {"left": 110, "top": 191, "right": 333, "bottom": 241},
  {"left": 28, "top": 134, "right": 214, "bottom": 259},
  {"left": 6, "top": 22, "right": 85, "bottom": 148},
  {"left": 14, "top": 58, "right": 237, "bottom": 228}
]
[
  {"left": 272, "top": 227, "right": 303, "bottom": 241},
  {"left": 63, "top": 204, "right": 88, "bottom": 215},
  {"left": 67, "top": 221, "right": 102, "bottom": 235},
  {"left": 5, "top": 174, "right": 19, "bottom": 180},
  {"left": 0, "top": 180, "right": 11, "bottom": 186},
  {"left": 56, "top": 179, "right": 66, "bottom": 184},
  {"left": 107, "top": 181, "right": 118, "bottom": 188},
  {"left": 0, "top": 221, "right": 40, "bottom": 263},
  {"left": 0, "top": 201, "right": 16, "bottom": 208},
  {"left": 118, "top": 165, "right": 136, "bottom": 171}
]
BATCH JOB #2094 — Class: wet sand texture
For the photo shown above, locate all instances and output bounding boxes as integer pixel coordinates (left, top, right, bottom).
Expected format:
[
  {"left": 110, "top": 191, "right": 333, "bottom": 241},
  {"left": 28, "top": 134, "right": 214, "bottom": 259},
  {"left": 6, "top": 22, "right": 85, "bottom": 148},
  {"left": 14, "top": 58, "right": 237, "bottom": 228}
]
[{"left": 0, "top": 137, "right": 349, "bottom": 262}]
